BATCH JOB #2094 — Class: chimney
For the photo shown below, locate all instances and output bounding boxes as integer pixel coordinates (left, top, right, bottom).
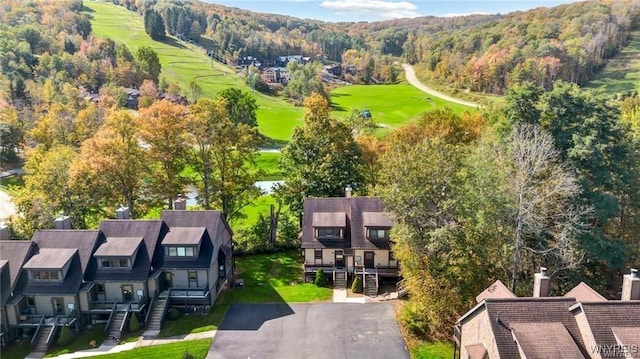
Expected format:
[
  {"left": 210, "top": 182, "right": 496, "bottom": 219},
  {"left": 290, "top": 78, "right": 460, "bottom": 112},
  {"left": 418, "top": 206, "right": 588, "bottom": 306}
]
[
  {"left": 0, "top": 223, "right": 10, "bottom": 240},
  {"left": 533, "top": 267, "right": 550, "bottom": 297},
  {"left": 116, "top": 206, "right": 131, "bottom": 219},
  {"left": 174, "top": 195, "right": 187, "bottom": 210},
  {"left": 345, "top": 185, "right": 352, "bottom": 198},
  {"left": 621, "top": 268, "right": 640, "bottom": 301},
  {"left": 54, "top": 213, "right": 72, "bottom": 230}
]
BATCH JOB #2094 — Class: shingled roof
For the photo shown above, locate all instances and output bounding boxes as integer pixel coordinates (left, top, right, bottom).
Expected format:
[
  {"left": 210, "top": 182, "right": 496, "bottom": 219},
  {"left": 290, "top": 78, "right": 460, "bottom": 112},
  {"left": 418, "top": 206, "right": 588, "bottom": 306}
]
[
  {"left": 459, "top": 297, "right": 589, "bottom": 359},
  {"left": 571, "top": 302, "right": 640, "bottom": 358},
  {"left": 92, "top": 220, "right": 165, "bottom": 282},
  {"left": 564, "top": 282, "right": 607, "bottom": 302},
  {"left": 0, "top": 240, "right": 35, "bottom": 291},
  {"left": 302, "top": 197, "right": 393, "bottom": 250}
]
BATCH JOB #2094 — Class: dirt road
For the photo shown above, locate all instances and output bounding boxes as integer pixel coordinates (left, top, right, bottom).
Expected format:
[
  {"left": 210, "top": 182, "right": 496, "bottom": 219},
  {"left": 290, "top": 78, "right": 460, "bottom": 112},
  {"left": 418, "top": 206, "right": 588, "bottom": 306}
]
[{"left": 402, "top": 63, "right": 480, "bottom": 108}]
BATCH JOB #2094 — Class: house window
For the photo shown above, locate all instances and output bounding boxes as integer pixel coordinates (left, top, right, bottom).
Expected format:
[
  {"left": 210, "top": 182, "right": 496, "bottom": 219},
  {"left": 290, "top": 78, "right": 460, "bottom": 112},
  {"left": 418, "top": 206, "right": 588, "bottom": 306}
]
[
  {"left": 316, "top": 228, "right": 342, "bottom": 239},
  {"left": 389, "top": 250, "right": 395, "bottom": 261},
  {"left": 100, "top": 258, "right": 129, "bottom": 268},
  {"left": 165, "top": 246, "right": 196, "bottom": 257},
  {"left": 367, "top": 228, "right": 389, "bottom": 240},
  {"left": 97, "top": 284, "right": 105, "bottom": 294},
  {"left": 314, "top": 250, "right": 322, "bottom": 260},
  {"left": 188, "top": 271, "right": 198, "bottom": 287},
  {"left": 26, "top": 297, "right": 35, "bottom": 307},
  {"left": 30, "top": 270, "right": 61, "bottom": 281}
]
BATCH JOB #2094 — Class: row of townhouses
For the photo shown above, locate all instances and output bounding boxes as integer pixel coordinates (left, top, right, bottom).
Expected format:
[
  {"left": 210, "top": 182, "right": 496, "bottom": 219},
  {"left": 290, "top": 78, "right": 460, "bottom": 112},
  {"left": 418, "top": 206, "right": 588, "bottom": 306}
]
[{"left": 0, "top": 200, "right": 233, "bottom": 351}]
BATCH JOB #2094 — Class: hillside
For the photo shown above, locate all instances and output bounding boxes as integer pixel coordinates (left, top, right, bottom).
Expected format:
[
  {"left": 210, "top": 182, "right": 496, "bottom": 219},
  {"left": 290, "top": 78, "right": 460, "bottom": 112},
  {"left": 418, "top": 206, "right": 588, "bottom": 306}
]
[
  {"left": 85, "top": 1, "right": 473, "bottom": 142},
  {"left": 85, "top": 0, "right": 304, "bottom": 144},
  {"left": 585, "top": 30, "right": 640, "bottom": 95}
]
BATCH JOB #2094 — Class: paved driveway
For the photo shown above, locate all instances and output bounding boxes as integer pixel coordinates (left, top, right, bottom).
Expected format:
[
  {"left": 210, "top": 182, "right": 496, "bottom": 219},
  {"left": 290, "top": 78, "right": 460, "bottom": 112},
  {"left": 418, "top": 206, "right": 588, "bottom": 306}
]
[{"left": 207, "top": 303, "right": 409, "bottom": 359}]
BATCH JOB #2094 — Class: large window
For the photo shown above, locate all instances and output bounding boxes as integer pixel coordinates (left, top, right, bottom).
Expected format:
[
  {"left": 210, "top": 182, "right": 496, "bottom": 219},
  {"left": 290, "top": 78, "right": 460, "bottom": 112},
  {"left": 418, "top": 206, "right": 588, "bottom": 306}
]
[
  {"left": 316, "top": 228, "right": 342, "bottom": 239},
  {"left": 165, "top": 246, "right": 196, "bottom": 257},
  {"left": 314, "top": 249, "right": 323, "bottom": 260},
  {"left": 99, "top": 258, "right": 130, "bottom": 268},
  {"left": 30, "top": 270, "right": 61, "bottom": 281},
  {"left": 367, "top": 228, "right": 389, "bottom": 240}
]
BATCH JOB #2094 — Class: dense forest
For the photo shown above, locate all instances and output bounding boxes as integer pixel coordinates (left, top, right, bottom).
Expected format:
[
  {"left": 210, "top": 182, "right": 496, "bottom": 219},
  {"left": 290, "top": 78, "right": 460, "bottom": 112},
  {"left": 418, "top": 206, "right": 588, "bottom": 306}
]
[
  {"left": 108, "top": 0, "right": 640, "bottom": 94},
  {"left": 2, "top": 0, "right": 640, "bottom": 345}
]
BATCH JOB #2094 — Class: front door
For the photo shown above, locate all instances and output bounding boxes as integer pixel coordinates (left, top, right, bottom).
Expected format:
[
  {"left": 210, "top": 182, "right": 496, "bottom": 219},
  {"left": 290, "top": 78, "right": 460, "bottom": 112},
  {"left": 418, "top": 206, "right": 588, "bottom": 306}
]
[
  {"left": 164, "top": 272, "right": 173, "bottom": 289},
  {"left": 121, "top": 285, "right": 133, "bottom": 302},
  {"left": 335, "top": 250, "right": 344, "bottom": 269},
  {"left": 51, "top": 297, "right": 64, "bottom": 315},
  {"left": 364, "top": 251, "right": 374, "bottom": 268}
]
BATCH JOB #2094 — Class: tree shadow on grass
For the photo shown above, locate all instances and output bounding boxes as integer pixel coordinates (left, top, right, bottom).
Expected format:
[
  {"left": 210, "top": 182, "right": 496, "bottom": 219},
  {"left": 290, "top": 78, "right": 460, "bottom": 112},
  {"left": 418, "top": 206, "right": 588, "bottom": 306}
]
[{"left": 157, "top": 37, "right": 188, "bottom": 50}]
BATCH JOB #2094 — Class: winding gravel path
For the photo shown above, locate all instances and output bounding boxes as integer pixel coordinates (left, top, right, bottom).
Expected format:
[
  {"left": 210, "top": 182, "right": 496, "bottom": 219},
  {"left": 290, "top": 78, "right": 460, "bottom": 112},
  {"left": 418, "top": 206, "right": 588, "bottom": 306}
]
[{"left": 402, "top": 63, "right": 480, "bottom": 108}]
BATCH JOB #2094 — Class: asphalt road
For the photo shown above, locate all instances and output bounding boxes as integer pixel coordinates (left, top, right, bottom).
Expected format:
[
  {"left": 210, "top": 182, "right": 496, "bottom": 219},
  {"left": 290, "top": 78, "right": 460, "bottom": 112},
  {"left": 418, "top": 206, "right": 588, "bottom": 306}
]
[
  {"left": 207, "top": 303, "right": 410, "bottom": 359},
  {"left": 402, "top": 63, "right": 480, "bottom": 108}
]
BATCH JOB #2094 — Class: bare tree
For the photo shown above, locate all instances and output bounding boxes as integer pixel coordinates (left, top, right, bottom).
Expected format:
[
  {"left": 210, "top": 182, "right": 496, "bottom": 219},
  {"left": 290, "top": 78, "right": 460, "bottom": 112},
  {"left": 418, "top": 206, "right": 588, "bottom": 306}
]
[{"left": 507, "top": 124, "right": 592, "bottom": 291}]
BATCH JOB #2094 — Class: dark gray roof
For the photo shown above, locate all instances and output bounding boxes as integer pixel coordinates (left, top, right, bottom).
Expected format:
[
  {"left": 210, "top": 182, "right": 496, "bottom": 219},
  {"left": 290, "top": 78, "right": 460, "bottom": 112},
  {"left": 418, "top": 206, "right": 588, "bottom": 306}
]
[
  {"left": 302, "top": 197, "right": 391, "bottom": 250},
  {"left": 312, "top": 212, "right": 346, "bottom": 227},
  {"left": 362, "top": 212, "right": 394, "bottom": 227},
  {"left": 162, "top": 227, "right": 205, "bottom": 245},
  {"left": 159, "top": 210, "right": 232, "bottom": 270},
  {"left": 94, "top": 237, "right": 143, "bottom": 257},
  {"left": 21, "top": 254, "right": 83, "bottom": 296},
  {"left": 0, "top": 240, "right": 35, "bottom": 291},
  {"left": 23, "top": 248, "right": 77, "bottom": 269},
  {"left": 475, "top": 298, "right": 588, "bottom": 359},
  {"left": 31, "top": 230, "right": 102, "bottom": 275},
  {"left": 92, "top": 220, "right": 165, "bottom": 283}
]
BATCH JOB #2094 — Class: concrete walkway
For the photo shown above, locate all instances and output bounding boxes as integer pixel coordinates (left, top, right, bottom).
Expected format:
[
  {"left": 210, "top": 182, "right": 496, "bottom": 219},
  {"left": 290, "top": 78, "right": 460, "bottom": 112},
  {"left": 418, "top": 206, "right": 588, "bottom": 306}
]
[
  {"left": 332, "top": 288, "right": 366, "bottom": 303},
  {"left": 26, "top": 329, "right": 217, "bottom": 359}
]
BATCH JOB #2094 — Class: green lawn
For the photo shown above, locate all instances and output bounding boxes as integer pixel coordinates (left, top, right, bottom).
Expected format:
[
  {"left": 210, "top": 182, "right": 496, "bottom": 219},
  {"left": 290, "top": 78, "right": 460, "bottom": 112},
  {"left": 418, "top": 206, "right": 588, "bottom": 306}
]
[
  {"left": 586, "top": 30, "right": 640, "bottom": 95},
  {"left": 44, "top": 326, "right": 105, "bottom": 357},
  {"left": 329, "top": 83, "right": 475, "bottom": 136},
  {"left": 410, "top": 341, "right": 455, "bottom": 359},
  {"left": 0, "top": 341, "right": 32, "bottom": 359},
  {"left": 159, "top": 251, "right": 331, "bottom": 337},
  {"left": 255, "top": 152, "right": 282, "bottom": 180},
  {"left": 84, "top": 0, "right": 303, "bottom": 143},
  {"left": 97, "top": 339, "right": 211, "bottom": 359}
]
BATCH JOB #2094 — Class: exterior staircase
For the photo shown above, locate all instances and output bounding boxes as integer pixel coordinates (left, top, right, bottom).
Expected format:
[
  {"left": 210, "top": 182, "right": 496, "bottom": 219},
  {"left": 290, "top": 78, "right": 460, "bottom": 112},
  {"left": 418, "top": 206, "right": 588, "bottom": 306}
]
[
  {"left": 397, "top": 279, "right": 409, "bottom": 299},
  {"left": 364, "top": 274, "right": 378, "bottom": 297},
  {"left": 147, "top": 297, "right": 167, "bottom": 331},
  {"left": 33, "top": 325, "right": 54, "bottom": 353},
  {"left": 334, "top": 272, "right": 347, "bottom": 288},
  {"left": 105, "top": 311, "right": 126, "bottom": 343}
]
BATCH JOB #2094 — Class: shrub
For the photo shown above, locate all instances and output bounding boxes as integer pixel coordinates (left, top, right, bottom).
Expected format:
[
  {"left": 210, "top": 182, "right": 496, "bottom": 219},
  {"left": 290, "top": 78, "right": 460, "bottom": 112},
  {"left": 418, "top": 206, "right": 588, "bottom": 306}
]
[
  {"left": 182, "top": 350, "right": 195, "bottom": 359},
  {"left": 351, "top": 276, "right": 363, "bottom": 293},
  {"left": 57, "top": 325, "right": 74, "bottom": 346},
  {"left": 314, "top": 268, "right": 327, "bottom": 287},
  {"left": 129, "top": 313, "right": 141, "bottom": 332},
  {"left": 167, "top": 308, "right": 181, "bottom": 321}
]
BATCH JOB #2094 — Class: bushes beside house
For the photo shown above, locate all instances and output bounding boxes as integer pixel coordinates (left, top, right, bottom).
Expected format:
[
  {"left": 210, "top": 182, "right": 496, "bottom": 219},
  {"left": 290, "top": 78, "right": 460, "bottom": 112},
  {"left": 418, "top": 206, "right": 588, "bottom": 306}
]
[
  {"left": 129, "top": 313, "right": 141, "bottom": 332},
  {"left": 351, "top": 276, "right": 363, "bottom": 293},
  {"left": 314, "top": 269, "right": 327, "bottom": 287},
  {"left": 57, "top": 325, "right": 74, "bottom": 346}
]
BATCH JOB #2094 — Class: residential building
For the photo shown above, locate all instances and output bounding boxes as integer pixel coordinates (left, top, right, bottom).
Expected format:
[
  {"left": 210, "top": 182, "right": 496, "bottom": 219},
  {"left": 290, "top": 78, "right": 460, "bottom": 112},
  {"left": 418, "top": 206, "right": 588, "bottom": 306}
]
[
  {"left": 454, "top": 268, "right": 640, "bottom": 359},
  {"left": 0, "top": 207, "right": 233, "bottom": 351},
  {"left": 301, "top": 190, "right": 398, "bottom": 295}
]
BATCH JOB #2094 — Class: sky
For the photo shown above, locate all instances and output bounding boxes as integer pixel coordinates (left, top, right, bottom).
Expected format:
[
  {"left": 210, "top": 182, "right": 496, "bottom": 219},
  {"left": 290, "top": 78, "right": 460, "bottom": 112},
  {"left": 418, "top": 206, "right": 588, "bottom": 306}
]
[{"left": 204, "top": 0, "right": 580, "bottom": 22}]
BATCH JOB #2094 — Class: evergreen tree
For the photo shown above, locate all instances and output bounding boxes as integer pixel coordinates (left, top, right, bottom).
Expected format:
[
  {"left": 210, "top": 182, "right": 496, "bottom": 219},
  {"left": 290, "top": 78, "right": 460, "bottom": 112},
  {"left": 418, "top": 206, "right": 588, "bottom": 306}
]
[{"left": 144, "top": 9, "right": 166, "bottom": 41}]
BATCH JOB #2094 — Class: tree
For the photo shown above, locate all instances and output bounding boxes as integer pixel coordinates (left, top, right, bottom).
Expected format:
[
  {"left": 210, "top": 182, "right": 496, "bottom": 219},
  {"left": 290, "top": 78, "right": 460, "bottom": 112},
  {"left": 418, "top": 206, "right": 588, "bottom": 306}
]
[
  {"left": 505, "top": 124, "right": 591, "bottom": 291},
  {"left": 0, "top": 108, "right": 24, "bottom": 165},
  {"left": 280, "top": 93, "right": 364, "bottom": 215},
  {"left": 70, "top": 109, "right": 148, "bottom": 218},
  {"left": 138, "top": 79, "right": 159, "bottom": 108},
  {"left": 137, "top": 100, "right": 189, "bottom": 208},
  {"left": 314, "top": 268, "right": 327, "bottom": 286},
  {"left": 144, "top": 8, "right": 166, "bottom": 41},
  {"left": 187, "top": 98, "right": 261, "bottom": 222},
  {"left": 136, "top": 46, "right": 161, "bottom": 84},
  {"left": 351, "top": 275, "right": 362, "bottom": 293},
  {"left": 218, "top": 88, "right": 258, "bottom": 128}
]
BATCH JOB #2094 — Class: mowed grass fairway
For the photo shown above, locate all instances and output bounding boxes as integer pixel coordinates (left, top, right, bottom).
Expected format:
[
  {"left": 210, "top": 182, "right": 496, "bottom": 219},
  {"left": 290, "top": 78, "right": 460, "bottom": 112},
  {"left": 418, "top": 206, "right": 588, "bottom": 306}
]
[
  {"left": 84, "top": 1, "right": 302, "bottom": 143},
  {"left": 330, "top": 83, "right": 474, "bottom": 135},
  {"left": 586, "top": 30, "right": 640, "bottom": 95}
]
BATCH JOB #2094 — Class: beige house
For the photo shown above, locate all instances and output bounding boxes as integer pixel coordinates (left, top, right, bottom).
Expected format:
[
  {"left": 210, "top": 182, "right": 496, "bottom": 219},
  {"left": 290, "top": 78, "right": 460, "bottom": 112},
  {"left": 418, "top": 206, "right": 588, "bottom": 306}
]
[
  {"left": 455, "top": 268, "right": 640, "bottom": 359},
  {"left": 301, "top": 192, "right": 398, "bottom": 295}
]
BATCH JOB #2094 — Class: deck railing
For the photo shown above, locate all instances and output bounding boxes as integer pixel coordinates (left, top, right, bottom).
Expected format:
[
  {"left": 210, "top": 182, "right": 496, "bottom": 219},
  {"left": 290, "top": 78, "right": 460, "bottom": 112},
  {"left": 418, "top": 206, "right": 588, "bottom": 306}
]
[
  {"left": 30, "top": 316, "right": 45, "bottom": 346},
  {"left": 145, "top": 292, "right": 158, "bottom": 326},
  {"left": 103, "top": 302, "right": 118, "bottom": 335}
]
